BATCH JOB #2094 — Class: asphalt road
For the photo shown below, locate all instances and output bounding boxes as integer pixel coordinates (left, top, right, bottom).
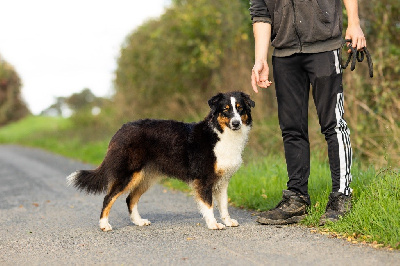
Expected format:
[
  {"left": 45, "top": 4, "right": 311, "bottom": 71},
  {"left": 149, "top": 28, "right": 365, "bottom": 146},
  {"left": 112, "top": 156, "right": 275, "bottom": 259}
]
[{"left": 0, "top": 145, "right": 399, "bottom": 265}]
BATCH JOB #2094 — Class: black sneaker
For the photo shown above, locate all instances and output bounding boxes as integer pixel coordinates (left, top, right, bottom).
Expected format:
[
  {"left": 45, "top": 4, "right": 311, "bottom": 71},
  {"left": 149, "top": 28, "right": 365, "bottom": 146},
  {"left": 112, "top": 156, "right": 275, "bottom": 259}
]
[
  {"left": 257, "top": 190, "right": 311, "bottom": 225},
  {"left": 319, "top": 192, "right": 352, "bottom": 226}
]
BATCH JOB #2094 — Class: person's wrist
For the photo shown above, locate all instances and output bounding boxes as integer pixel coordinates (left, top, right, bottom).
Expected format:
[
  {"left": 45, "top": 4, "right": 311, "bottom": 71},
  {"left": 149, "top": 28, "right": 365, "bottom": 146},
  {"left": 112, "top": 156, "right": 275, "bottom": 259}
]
[
  {"left": 347, "top": 18, "right": 360, "bottom": 28},
  {"left": 255, "top": 58, "right": 267, "bottom": 64}
]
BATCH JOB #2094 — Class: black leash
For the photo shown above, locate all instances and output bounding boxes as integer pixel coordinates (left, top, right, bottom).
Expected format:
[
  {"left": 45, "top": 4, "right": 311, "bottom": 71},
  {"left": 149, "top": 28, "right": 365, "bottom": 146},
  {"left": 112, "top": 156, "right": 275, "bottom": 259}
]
[{"left": 341, "top": 39, "right": 373, "bottom": 78}]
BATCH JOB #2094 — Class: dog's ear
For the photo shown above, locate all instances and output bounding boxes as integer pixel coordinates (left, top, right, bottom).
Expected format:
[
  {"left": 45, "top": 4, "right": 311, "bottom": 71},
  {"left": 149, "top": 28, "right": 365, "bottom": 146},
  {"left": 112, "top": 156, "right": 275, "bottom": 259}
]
[
  {"left": 241, "top": 92, "right": 255, "bottom": 109},
  {"left": 208, "top": 93, "right": 224, "bottom": 111}
]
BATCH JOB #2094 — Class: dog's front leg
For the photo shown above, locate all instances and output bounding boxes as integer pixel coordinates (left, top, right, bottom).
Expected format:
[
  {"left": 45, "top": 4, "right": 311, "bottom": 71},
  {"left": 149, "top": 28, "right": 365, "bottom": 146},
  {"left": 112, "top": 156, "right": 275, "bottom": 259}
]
[
  {"left": 197, "top": 200, "right": 225, "bottom": 230},
  {"left": 194, "top": 183, "right": 225, "bottom": 230},
  {"left": 214, "top": 179, "right": 239, "bottom": 227}
]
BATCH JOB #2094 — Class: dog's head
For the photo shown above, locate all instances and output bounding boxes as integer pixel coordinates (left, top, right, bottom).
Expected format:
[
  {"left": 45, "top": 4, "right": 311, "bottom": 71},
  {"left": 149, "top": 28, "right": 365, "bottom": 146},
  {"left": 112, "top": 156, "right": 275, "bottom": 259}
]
[{"left": 208, "top": 91, "right": 255, "bottom": 133}]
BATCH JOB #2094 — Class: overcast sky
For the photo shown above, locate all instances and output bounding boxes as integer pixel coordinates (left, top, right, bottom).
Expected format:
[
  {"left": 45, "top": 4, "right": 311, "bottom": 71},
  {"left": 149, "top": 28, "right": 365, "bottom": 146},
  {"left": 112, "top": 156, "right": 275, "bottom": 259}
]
[{"left": 0, "top": 0, "right": 169, "bottom": 114}]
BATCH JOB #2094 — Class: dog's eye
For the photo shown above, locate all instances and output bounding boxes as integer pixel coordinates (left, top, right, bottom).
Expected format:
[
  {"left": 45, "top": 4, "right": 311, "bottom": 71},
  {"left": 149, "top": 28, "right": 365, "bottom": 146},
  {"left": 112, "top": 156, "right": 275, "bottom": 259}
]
[{"left": 222, "top": 107, "right": 230, "bottom": 116}]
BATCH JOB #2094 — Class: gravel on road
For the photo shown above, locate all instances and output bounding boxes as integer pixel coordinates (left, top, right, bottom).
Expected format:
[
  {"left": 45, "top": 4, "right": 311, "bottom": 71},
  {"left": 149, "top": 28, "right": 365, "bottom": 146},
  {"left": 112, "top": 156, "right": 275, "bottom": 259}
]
[{"left": 0, "top": 145, "right": 399, "bottom": 265}]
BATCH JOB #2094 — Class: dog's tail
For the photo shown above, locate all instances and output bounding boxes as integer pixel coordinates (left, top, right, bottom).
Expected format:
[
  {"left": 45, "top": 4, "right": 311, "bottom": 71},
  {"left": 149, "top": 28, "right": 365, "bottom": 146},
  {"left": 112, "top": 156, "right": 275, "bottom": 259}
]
[{"left": 66, "top": 169, "right": 108, "bottom": 194}]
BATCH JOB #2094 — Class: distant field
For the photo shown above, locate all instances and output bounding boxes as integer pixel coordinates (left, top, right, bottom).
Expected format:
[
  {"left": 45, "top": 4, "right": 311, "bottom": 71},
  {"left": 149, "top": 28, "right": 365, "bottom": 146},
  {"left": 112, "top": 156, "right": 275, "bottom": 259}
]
[{"left": 0, "top": 115, "right": 108, "bottom": 164}]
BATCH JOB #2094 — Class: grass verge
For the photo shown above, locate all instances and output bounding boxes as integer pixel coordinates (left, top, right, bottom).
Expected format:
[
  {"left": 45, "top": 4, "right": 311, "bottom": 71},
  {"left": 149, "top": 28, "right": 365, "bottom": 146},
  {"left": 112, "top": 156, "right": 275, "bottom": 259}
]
[
  {"left": 231, "top": 157, "right": 399, "bottom": 249},
  {"left": 0, "top": 115, "right": 109, "bottom": 164},
  {"left": 1, "top": 115, "right": 398, "bottom": 249}
]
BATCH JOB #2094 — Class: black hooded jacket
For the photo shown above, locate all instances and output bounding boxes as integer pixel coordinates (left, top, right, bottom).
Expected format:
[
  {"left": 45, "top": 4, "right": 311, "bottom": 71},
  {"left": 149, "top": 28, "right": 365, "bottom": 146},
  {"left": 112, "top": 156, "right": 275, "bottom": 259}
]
[{"left": 250, "top": 0, "right": 343, "bottom": 57}]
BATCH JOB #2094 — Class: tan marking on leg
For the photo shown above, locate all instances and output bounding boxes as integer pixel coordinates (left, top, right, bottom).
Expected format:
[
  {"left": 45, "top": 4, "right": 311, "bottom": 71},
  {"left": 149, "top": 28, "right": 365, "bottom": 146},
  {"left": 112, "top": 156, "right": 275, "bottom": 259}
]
[
  {"left": 127, "top": 190, "right": 142, "bottom": 213},
  {"left": 128, "top": 186, "right": 152, "bottom": 226},
  {"left": 127, "top": 169, "right": 162, "bottom": 226},
  {"left": 192, "top": 180, "right": 224, "bottom": 229},
  {"left": 128, "top": 184, "right": 152, "bottom": 226},
  {"left": 101, "top": 195, "right": 119, "bottom": 219},
  {"left": 101, "top": 171, "right": 145, "bottom": 219},
  {"left": 124, "top": 171, "right": 146, "bottom": 193},
  {"left": 191, "top": 179, "right": 212, "bottom": 209}
]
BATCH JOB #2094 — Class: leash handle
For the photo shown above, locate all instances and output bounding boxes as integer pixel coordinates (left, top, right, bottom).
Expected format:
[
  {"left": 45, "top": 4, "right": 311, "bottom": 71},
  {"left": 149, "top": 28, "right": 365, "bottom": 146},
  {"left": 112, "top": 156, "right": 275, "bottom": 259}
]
[{"left": 341, "top": 39, "right": 373, "bottom": 78}]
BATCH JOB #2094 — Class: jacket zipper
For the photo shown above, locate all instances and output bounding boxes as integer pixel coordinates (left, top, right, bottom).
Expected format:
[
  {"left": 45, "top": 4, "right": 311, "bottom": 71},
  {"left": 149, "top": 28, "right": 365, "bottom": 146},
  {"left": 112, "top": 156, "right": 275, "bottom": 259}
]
[{"left": 290, "top": 0, "right": 303, "bottom": 52}]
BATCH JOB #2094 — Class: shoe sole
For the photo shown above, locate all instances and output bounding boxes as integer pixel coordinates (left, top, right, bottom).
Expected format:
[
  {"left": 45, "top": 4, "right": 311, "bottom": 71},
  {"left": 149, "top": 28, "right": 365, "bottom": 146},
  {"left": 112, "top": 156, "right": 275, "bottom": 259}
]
[{"left": 257, "top": 214, "right": 306, "bottom": 225}]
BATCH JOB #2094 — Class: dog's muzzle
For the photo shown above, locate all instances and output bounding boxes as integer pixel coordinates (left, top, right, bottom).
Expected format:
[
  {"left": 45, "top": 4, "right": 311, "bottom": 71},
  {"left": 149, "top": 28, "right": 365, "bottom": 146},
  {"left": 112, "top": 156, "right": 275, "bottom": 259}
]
[{"left": 230, "top": 119, "right": 242, "bottom": 130}]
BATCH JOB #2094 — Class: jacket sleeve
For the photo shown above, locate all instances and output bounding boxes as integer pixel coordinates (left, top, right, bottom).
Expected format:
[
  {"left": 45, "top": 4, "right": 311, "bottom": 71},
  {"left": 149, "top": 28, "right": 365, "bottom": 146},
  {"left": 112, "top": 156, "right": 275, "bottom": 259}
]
[{"left": 249, "top": 0, "right": 272, "bottom": 24}]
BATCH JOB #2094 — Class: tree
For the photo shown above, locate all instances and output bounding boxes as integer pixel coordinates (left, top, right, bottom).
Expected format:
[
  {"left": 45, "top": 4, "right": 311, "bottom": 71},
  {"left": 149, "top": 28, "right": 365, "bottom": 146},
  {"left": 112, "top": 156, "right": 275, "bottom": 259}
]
[
  {"left": 114, "top": 0, "right": 254, "bottom": 120},
  {"left": 0, "top": 56, "right": 30, "bottom": 125},
  {"left": 342, "top": 0, "right": 400, "bottom": 165},
  {"left": 41, "top": 88, "right": 108, "bottom": 117}
]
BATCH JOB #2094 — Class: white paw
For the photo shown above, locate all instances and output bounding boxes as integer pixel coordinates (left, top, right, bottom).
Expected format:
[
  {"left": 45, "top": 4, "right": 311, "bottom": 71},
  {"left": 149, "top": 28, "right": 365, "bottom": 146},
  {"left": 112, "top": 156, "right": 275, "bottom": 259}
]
[
  {"left": 134, "top": 219, "right": 151, "bottom": 226},
  {"left": 222, "top": 217, "right": 239, "bottom": 227},
  {"left": 99, "top": 218, "right": 112, "bottom": 231},
  {"left": 208, "top": 222, "right": 226, "bottom": 230}
]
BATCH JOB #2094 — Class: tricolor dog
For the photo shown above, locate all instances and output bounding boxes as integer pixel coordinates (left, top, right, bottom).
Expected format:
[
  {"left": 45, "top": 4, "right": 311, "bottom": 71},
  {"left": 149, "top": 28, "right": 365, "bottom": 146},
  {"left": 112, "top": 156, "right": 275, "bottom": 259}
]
[{"left": 67, "top": 91, "right": 255, "bottom": 231}]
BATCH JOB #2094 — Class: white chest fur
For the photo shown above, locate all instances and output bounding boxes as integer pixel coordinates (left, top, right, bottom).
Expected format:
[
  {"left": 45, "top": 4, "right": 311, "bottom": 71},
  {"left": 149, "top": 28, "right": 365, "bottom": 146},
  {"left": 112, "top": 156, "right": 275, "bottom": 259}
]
[{"left": 213, "top": 125, "right": 250, "bottom": 178}]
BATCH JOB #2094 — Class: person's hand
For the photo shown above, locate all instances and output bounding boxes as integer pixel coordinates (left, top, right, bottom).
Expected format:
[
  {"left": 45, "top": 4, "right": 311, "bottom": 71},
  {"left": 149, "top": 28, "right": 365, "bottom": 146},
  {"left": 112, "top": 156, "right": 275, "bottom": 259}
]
[
  {"left": 345, "top": 25, "right": 366, "bottom": 52},
  {"left": 251, "top": 60, "right": 272, "bottom": 93}
]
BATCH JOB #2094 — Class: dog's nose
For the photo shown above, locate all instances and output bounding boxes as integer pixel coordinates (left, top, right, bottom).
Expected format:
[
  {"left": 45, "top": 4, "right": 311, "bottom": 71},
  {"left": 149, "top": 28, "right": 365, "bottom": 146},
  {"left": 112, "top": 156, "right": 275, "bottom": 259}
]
[{"left": 232, "top": 120, "right": 241, "bottom": 129}]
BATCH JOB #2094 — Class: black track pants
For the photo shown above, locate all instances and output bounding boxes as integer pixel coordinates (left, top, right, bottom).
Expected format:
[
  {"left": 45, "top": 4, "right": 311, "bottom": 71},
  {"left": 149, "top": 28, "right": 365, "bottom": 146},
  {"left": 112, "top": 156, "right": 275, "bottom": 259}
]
[{"left": 273, "top": 50, "right": 352, "bottom": 196}]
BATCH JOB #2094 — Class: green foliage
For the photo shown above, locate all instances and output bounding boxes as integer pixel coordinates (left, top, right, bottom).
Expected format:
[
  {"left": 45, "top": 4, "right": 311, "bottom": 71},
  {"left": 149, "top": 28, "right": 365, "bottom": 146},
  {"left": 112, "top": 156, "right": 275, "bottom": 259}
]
[
  {"left": 114, "top": 0, "right": 253, "bottom": 121},
  {"left": 66, "top": 89, "right": 115, "bottom": 136},
  {"left": 325, "top": 168, "right": 400, "bottom": 249},
  {"left": 42, "top": 88, "right": 110, "bottom": 118},
  {"left": 0, "top": 56, "right": 30, "bottom": 125},
  {"left": 65, "top": 88, "right": 97, "bottom": 111},
  {"left": 342, "top": 0, "right": 400, "bottom": 166}
]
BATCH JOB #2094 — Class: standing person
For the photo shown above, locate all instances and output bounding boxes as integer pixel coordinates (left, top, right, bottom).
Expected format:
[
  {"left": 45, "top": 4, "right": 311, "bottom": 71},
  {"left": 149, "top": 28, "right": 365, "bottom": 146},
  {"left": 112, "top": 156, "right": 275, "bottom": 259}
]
[{"left": 250, "top": 0, "right": 366, "bottom": 225}]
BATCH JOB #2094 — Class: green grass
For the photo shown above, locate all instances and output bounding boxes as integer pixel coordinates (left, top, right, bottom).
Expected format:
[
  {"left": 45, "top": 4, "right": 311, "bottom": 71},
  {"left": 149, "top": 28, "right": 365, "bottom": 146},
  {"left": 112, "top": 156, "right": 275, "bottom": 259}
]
[
  {"left": 0, "top": 115, "right": 71, "bottom": 142},
  {"left": 0, "top": 115, "right": 109, "bottom": 164},
  {"left": 325, "top": 168, "right": 400, "bottom": 249},
  {"left": 231, "top": 156, "right": 399, "bottom": 249},
  {"left": 1, "top": 115, "right": 399, "bottom": 249}
]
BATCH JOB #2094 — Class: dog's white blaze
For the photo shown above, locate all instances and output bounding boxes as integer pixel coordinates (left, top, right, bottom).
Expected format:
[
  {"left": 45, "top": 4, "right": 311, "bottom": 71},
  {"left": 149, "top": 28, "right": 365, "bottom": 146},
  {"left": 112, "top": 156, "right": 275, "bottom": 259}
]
[{"left": 230, "top": 97, "right": 242, "bottom": 128}]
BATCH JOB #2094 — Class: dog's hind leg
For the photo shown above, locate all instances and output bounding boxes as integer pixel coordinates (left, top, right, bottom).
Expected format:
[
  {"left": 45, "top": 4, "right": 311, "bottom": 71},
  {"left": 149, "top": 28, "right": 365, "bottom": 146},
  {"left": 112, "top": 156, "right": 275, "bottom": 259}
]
[
  {"left": 213, "top": 178, "right": 239, "bottom": 227},
  {"left": 126, "top": 181, "right": 152, "bottom": 226},
  {"left": 193, "top": 180, "right": 225, "bottom": 230},
  {"left": 99, "top": 184, "right": 123, "bottom": 231},
  {"left": 99, "top": 170, "right": 145, "bottom": 231}
]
